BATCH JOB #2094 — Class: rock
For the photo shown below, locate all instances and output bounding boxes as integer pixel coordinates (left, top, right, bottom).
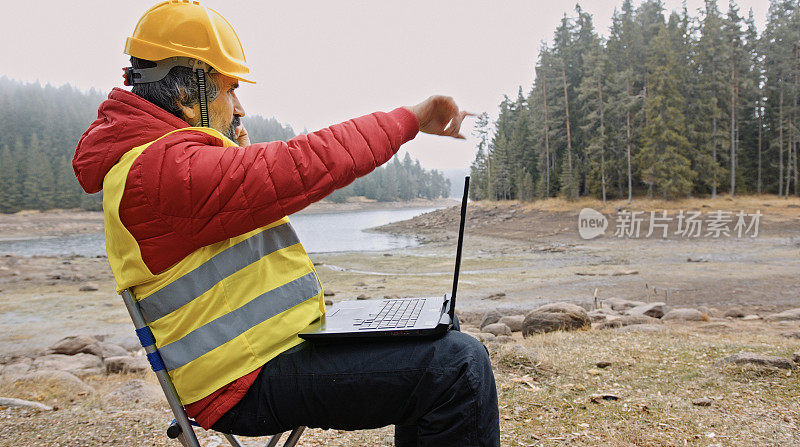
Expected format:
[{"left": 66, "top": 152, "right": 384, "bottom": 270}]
[
  {"left": 1, "top": 361, "right": 31, "bottom": 376},
  {"left": 96, "top": 342, "right": 128, "bottom": 359},
  {"left": 715, "top": 353, "right": 796, "bottom": 370},
  {"left": 697, "top": 306, "right": 714, "bottom": 317},
  {"left": 356, "top": 294, "right": 370, "bottom": 300},
  {"left": 615, "top": 324, "right": 666, "bottom": 333},
  {"left": 723, "top": 308, "right": 746, "bottom": 318},
  {"left": 596, "top": 361, "right": 612, "bottom": 368},
  {"left": 587, "top": 308, "right": 619, "bottom": 323},
  {"left": 323, "top": 290, "right": 335, "bottom": 297},
  {"left": 79, "top": 283, "right": 100, "bottom": 292},
  {"left": 597, "top": 315, "right": 661, "bottom": 329},
  {"left": 793, "top": 351, "right": 800, "bottom": 364},
  {"left": 105, "top": 356, "right": 150, "bottom": 374},
  {"left": 106, "top": 379, "right": 165, "bottom": 405},
  {"left": 780, "top": 331, "right": 800, "bottom": 339},
  {"left": 473, "top": 332, "right": 496, "bottom": 343},
  {"left": 33, "top": 353, "right": 104, "bottom": 377},
  {"left": 692, "top": 398, "right": 713, "bottom": 407},
  {"left": 12, "top": 370, "right": 94, "bottom": 395},
  {"left": 499, "top": 315, "right": 524, "bottom": 332},
  {"left": 0, "top": 397, "right": 53, "bottom": 411},
  {"left": 742, "top": 314, "right": 762, "bottom": 321},
  {"left": 482, "top": 323, "right": 512, "bottom": 337},
  {"left": 111, "top": 335, "right": 143, "bottom": 352},
  {"left": 662, "top": 308, "right": 706, "bottom": 322},
  {"left": 535, "top": 302, "right": 589, "bottom": 317},
  {"left": 495, "top": 335, "right": 514, "bottom": 344},
  {"left": 324, "top": 299, "right": 333, "bottom": 306},
  {"left": 480, "top": 310, "right": 503, "bottom": 329},
  {"left": 624, "top": 302, "right": 666, "bottom": 319},
  {"left": 522, "top": 311, "right": 590, "bottom": 336},
  {"left": 765, "top": 308, "right": 800, "bottom": 322},
  {"left": 602, "top": 298, "right": 647, "bottom": 312},
  {"left": 49, "top": 335, "right": 98, "bottom": 355},
  {"left": 483, "top": 292, "right": 506, "bottom": 301}
]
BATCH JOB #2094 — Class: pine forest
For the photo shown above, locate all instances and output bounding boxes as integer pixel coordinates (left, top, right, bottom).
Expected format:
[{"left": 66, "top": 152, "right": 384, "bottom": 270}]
[{"left": 470, "top": 0, "right": 800, "bottom": 202}]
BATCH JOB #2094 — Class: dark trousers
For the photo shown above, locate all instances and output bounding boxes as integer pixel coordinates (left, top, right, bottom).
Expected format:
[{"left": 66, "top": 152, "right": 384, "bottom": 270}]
[{"left": 211, "top": 328, "right": 500, "bottom": 446}]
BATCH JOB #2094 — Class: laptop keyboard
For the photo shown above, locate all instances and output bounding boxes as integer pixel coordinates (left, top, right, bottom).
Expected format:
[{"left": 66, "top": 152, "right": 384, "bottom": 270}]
[{"left": 354, "top": 298, "right": 426, "bottom": 330}]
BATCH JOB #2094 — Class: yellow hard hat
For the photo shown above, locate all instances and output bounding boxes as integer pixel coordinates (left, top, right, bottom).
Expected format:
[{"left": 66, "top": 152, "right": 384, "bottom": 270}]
[{"left": 124, "top": 0, "right": 254, "bottom": 83}]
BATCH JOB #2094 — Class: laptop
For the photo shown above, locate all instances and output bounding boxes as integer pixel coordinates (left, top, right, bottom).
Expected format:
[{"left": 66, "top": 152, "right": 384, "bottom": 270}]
[{"left": 299, "top": 176, "right": 470, "bottom": 340}]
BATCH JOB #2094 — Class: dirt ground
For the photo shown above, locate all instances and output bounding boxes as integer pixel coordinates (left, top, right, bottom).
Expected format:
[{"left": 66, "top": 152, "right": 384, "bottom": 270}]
[{"left": 1, "top": 195, "right": 799, "bottom": 446}]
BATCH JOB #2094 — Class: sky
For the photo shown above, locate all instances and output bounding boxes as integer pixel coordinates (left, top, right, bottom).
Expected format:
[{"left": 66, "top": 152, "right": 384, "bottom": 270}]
[{"left": 0, "top": 0, "right": 771, "bottom": 171}]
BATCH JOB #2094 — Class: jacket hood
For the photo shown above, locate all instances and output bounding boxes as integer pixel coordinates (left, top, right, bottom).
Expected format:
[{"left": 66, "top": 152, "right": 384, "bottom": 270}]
[{"left": 73, "top": 87, "right": 189, "bottom": 193}]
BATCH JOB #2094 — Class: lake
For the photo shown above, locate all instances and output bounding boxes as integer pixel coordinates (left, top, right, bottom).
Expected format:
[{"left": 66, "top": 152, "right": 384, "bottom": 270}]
[{"left": 0, "top": 207, "right": 439, "bottom": 258}]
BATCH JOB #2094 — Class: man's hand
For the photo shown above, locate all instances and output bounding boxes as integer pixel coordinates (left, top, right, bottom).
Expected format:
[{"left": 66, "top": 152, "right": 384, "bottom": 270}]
[
  {"left": 405, "top": 96, "right": 474, "bottom": 139},
  {"left": 235, "top": 124, "right": 251, "bottom": 146}
]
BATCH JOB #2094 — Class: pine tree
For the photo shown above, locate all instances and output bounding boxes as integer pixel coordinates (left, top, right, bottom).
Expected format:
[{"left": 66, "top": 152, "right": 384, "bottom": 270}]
[{"left": 638, "top": 22, "right": 696, "bottom": 199}]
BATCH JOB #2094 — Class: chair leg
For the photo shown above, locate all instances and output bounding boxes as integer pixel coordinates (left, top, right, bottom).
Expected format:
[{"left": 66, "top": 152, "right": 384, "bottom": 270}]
[
  {"left": 283, "top": 427, "right": 305, "bottom": 447},
  {"left": 265, "top": 432, "right": 283, "bottom": 447},
  {"left": 222, "top": 433, "right": 244, "bottom": 447}
]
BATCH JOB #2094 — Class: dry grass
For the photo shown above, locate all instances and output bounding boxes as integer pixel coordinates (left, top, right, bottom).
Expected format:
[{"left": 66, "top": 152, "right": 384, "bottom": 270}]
[{"left": 2, "top": 321, "right": 799, "bottom": 446}]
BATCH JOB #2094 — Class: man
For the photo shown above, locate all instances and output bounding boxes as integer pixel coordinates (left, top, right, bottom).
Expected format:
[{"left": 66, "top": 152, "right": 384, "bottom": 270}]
[{"left": 73, "top": 1, "right": 499, "bottom": 445}]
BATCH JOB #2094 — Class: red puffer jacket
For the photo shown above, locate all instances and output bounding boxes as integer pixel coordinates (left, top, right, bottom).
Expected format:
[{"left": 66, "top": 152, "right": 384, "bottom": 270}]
[
  {"left": 73, "top": 87, "right": 419, "bottom": 427},
  {"left": 74, "top": 88, "right": 418, "bottom": 273}
]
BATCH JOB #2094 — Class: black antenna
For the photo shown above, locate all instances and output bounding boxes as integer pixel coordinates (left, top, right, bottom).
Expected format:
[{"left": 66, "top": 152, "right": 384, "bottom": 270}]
[{"left": 450, "top": 176, "right": 469, "bottom": 303}]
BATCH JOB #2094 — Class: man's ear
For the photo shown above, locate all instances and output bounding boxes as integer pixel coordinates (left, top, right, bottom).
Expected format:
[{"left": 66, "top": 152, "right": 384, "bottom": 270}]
[{"left": 178, "top": 102, "right": 198, "bottom": 124}]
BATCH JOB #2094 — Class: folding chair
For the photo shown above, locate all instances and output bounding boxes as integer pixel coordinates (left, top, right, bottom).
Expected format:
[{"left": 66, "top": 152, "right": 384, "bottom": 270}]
[{"left": 120, "top": 288, "right": 306, "bottom": 447}]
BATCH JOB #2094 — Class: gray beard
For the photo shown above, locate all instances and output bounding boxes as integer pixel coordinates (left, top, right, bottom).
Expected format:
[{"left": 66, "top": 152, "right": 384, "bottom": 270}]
[{"left": 225, "top": 115, "right": 241, "bottom": 141}]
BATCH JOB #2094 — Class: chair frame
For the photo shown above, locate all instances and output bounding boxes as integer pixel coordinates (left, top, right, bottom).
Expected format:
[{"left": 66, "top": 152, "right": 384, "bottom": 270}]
[{"left": 120, "top": 288, "right": 305, "bottom": 447}]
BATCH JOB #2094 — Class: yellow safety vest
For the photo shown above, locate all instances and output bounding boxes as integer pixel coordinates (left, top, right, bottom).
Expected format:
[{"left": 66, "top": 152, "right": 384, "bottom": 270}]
[{"left": 102, "top": 127, "right": 324, "bottom": 404}]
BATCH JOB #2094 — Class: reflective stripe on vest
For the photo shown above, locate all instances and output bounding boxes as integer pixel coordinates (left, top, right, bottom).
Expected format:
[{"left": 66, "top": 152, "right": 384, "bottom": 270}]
[{"left": 102, "top": 127, "right": 325, "bottom": 404}]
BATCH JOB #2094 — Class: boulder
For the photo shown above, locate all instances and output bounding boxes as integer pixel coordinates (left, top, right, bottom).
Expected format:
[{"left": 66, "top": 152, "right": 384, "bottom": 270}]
[
  {"left": 602, "top": 298, "right": 646, "bottom": 312},
  {"left": 596, "top": 315, "right": 661, "bottom": 329},
  {"left": 662, "top": 308, "right": 706, "bottom": 322},
  {"left": 765, "top": 308, "right": 800, "bottom": 322},
  {"left": 742, "top": 314, "right": 762, "bottom": 321},
  {"left": 495, "top": 335, "right": 514, "bottom": 344},
  {"left": 105, "top": 356, "right": 150, "bottom": 374},
  {"left": 523, "top": 311, "right": 589, "bottom": 336},
  {"left": 793, "top": 351, "right": 800, "bottom": 365},
  {"left": 356, "top": 295, "right": 370, "bottom": 301},
  {"left": 111, "top": 335, "right": 143, "bottom": 352},
  {"left": 624, "top": 302, "right": 666, "bottom": 319},
  {"left": 480, "top": 310, "right": 503, "bottom": 329},
  {"left": 780, "top": 331, "right": 800, "bottom": 340},
  {"left": 697, "top": 306, "right": 715, "bottom": 317},
  {"left": 96, "top": 342, "right": 129, "bottom": 359},
  {"left": 587, "top": 308, "right": 619, "bottom": 323},
  {"left": 715, "top": 353, "right": 796, "bottom": 370},
  {"left": 481, "top": 323, "right": 512, "bottom": 337},
  {"left": 32, "top": 353, "right": 104, "bottom": 377},
  {"left": 1, "top": 362, "right": 31, "bottom": 376},
  {"left": 723, "top": 308, "right": 746, "bottom": 318},
  {"left": 12, "top": 370, "right": 94, "bottom": 395},
  {"left": 498, "top": 315, "right": 524, "bottom": 332},
  {"left": 535, "top": 302, "right": 588, "bottom": 317},
  {"left": 106, "top": 379, "right": 165, "bottom": 405},
  {"left": 473, "top": 332, "right": 496, "bottom": 343},
  {"left": 49, "top": 335, "right": 98, "bottom": 355}
]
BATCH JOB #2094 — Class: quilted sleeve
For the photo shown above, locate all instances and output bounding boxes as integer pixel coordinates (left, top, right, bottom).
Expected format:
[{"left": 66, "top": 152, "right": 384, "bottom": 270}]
[{"left": 129, "top": 107, "right": 418, "bottom": 248}]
